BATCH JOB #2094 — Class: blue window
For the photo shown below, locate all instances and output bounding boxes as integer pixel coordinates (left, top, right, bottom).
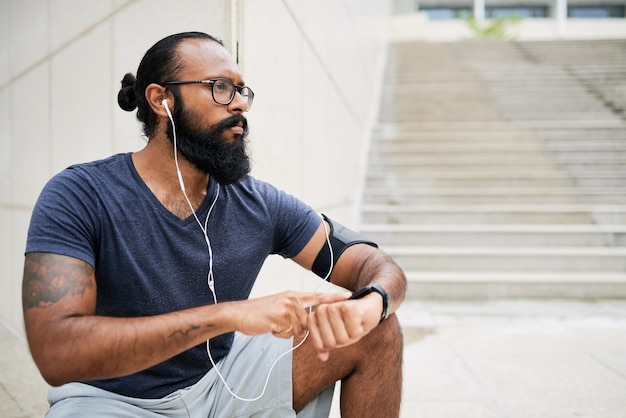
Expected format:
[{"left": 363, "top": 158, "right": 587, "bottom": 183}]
[
  {"left": 568, "top": 6, "right": 625, "bottom": 18},
  {"left": 487, "top": 7, "right": 548, "bottom": 18},
  {"left": 422, "top": 7, "right": 472, "bottom": 20}
]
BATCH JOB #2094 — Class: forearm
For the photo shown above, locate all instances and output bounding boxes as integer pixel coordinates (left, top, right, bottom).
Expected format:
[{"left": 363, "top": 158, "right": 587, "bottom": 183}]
[
  {"left": 306, "top": 248, "right": 406, "bottom": 360},
  {"left": 25, "top": 303, "right": 236, "bottom": 386},
  {"left": 26, "top": 290, "right": 350, "bottom": 386},
  {"left": 332, "top": 245, "right": 407, "bottom": 315}
]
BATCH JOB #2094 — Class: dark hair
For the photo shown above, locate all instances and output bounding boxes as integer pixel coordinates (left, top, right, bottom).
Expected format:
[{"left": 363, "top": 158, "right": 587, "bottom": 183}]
[{"left": 117, "top": 32, "right": 224, "bottom": 138}]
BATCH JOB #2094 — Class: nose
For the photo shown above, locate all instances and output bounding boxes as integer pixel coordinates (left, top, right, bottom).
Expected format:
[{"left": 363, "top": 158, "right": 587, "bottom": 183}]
[{"left": 229, "top": 90, "right": 249, "bottom": 113}]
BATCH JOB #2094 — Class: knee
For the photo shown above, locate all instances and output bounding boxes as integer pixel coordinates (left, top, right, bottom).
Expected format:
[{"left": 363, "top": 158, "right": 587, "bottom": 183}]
[{"left": 366, "top": 314, "right": 403, "bottom": 357}]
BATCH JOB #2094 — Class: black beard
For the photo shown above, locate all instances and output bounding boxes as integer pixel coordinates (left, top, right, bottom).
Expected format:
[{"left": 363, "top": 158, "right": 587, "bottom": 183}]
[{"left": 167, "top": 107, "right": 251, "bottom": 185}]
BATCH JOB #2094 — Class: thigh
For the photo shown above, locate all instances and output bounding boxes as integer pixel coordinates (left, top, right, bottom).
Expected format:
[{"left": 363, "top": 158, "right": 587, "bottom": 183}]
[
  {"left": 46, "top": 383, "right": 186, "bottom": 418},
  {"left": 183, "top": 333, "right": 296, "bottom": 417},
  {"left": 196, "top": 333, "right": 334, "bottom": 418},
  {"left": 46, "top": 334, "right": 295, "bottom": 418},
  {"left": 292, "top": 333, "right": 357, "bottom": 413},
  {"left": 46, "top": 333, "right": 333, "bottom": 418}
]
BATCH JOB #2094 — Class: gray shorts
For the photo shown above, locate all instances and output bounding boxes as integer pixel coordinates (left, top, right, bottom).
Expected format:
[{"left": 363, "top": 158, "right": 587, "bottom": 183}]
[{"left": 45, "top": 333, "right": 334, "bottom": 418}]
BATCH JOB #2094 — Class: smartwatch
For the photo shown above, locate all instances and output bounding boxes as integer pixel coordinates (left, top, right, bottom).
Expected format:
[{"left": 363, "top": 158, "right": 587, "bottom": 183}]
[{"left": 349, "top": 283, "right": 390, "bottom": 323}]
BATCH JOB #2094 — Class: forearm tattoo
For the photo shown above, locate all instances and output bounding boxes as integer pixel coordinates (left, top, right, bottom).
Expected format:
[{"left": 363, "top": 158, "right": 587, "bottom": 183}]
[
  {"left": 22, "top": 253, "right": 94, "bottom": 309},
  {"left": 169, "top": 324, "right": 200, "bottom": 338}
]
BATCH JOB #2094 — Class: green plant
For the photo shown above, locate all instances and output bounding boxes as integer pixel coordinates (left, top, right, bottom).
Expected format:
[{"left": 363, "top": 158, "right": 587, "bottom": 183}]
[{"left": 463, "top": 15, "right": 522, "bottom": 40}]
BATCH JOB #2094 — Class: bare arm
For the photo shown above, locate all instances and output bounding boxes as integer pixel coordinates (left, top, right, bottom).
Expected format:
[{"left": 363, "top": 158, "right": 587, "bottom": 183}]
[
  {"left": 22, "top": 252, "right": 348, "bottom": 386},
  {"left": 292, "top": 221, "right": 407, "bottom": 359}
]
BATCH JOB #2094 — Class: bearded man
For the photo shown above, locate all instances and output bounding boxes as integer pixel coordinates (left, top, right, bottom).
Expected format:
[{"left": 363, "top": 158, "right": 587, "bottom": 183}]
[{"left": 22, "top": 32, "right": 406, "bottom": 418}]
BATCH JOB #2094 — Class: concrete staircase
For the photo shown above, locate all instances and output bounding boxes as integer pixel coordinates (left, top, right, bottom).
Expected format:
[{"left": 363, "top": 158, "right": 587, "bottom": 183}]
[{"left": 360, "top": 39, "right": 626, "bottom": 299}]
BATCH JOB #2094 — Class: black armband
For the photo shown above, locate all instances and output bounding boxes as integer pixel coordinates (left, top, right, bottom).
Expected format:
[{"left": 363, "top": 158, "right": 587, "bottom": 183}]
[{"left": 311, "top": 214, "right": 378, "bottom": 281}]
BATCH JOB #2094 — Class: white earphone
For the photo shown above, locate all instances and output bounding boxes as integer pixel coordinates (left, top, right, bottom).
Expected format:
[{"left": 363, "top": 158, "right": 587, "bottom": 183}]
[{"left": 163, "top": 101, "right": 333, "bottom": 402}]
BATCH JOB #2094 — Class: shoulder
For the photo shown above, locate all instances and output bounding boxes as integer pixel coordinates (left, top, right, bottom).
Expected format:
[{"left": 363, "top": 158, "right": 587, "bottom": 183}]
[
  {"left": 43, "top": 153, "right": 133, "bottom": 195},
  {"left": 62, "top": 153, "right": 131, "bottom": 180},
  {"left": 33, "top": 153, "right": 135, "bottom": 223},
  {"left": 221, "top": 175, "right": 285, "bottom": 210},
  {"left": 230, "top": 175, "right": 301, "bottom": 204},
  {"left": 220, "top": 175, "right": 318, "bottom": 226},
  {"left": 231, "top": 175, "right": 278, "bottom": 194}
]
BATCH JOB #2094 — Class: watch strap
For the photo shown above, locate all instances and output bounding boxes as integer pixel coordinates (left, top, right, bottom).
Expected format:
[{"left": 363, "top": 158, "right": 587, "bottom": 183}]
[{"left": 349, "top": 283, "right": 390, "bottom": 323}]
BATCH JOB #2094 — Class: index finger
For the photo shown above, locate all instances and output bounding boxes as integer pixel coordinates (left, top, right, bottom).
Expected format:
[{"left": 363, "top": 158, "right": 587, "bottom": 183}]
[{"left": 298, "top": 291, "right": 352, "bottom": 309}]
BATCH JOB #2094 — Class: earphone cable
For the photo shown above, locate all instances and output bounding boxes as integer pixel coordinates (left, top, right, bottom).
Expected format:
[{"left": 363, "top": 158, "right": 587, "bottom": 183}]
[{"left": 164, "top": 102, "right": 334, "bottom": 401}]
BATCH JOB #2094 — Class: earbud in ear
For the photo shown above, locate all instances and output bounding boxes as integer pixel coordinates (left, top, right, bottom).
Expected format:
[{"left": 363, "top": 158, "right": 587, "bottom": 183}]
[{"left": 162, "top": 98, "right": 173, "bottom": 119}]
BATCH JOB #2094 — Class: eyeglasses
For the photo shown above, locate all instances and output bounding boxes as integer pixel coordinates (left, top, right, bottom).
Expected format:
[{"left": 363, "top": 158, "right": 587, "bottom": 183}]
[{"left": 162, "top": 78, "right": 254, "bottom": 111}]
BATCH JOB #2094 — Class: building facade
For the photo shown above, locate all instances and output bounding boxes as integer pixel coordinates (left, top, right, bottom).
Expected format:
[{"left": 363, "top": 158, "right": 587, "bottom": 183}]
[
  {"left": 412, "top": 0, "right": 626, "bottom": 18},
  {"left": 0, "top": 0, "right": 391, "bottom": 335}
]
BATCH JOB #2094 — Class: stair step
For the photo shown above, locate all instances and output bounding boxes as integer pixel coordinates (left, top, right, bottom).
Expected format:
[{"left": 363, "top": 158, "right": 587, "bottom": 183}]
[
  {"left": 539, "top": 130, "right": 626, "bottom": 140},
  {"left": 372, "top": 119, "right": 625, "bottom": 132},
  {"left": 403, "top": 271, "right": 626, "bottom": 299},
  {"left": 367, "top": 167, "right": 570, "bottom": 176},
  {"left": 371, "top": 143, "right": 626, "bottom": 153},
  {"left": 380, "top": 111, "right": 617, "bottom": 121},
  {"left": 372, "top": 129, "right": 626, "bottom": 142},
  {"left": 362, "top": 39, "right": 626, "bottom": 300},
  {"left": 363, "top": 189, "right": 626, "bottom": 205},
  {"left": 384, "top": 246, "right": 626, "bottom": 272},
  {"left": 360, "top": 204, "right": 626, "bottom": 225},
  {"left": 369, "top": 156, "right": 626, "bottom": 166},
  {"left": 361, "top": 224, "right": 626, "bottom": 247},
  {"left": 366, "top": 171, "right": 622, "bottom": 179},
  {"left": 368, "top": 163, "right": 626, "bottom": 173},
  {"left": 366, "top": 176, "right": 626, "bottom": 188},
  {"left": 365, "top": 187, "right": 626, "bottom": 195}
]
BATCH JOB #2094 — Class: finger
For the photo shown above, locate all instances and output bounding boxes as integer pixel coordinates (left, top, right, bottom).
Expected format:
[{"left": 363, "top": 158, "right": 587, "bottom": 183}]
[
  {"left": 342, "top": 301, "right": 367, "bottom": 337},
  {"left": 316, "top": 301, "right": 368, "bottom": 349},
  {"left": 275, "top": 292, "right": 311, "bottom": 337},
  {"left": 307, "top": 311, "right": 328, "bottom": 358},
  {"left": 313, "top": 305, "right": 335, "bottom": 349},
  {"left": 292, "top": 306, "right": 309, "bottom": 337},
  {"left": 299, "top": 291, "right": 351, "bottom": 309},
  {"left": 327, "top": 305, "right": 352, "bottom": 345},
  {"left": 272, "top": 324, "right": 294, "bottom": 339}
]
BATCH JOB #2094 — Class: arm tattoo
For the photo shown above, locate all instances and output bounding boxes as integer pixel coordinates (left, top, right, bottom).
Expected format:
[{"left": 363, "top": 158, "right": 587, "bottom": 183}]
[
  {"left": 22, "top": 253, "right": 94, "bottom": 309},
  {"left": 169, "top": 323, "right": 215, "bottom": 339},
  {"left": 169, "top": 324, "right": 200, "bottom": 338}
]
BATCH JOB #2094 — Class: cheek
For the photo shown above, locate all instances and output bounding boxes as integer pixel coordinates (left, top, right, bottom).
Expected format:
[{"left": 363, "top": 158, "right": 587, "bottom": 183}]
[
  {"left": 179, "top": 94, "right": 222, "bottom": 131},
  {"left": 182, "top": 107, "right": 217, "bottom": 133}
]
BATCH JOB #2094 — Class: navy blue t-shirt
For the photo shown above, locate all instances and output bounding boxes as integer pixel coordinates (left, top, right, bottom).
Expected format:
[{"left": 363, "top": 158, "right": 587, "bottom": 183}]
[{"left": 25, "top": 153, "right": 321, "bottom": 398}]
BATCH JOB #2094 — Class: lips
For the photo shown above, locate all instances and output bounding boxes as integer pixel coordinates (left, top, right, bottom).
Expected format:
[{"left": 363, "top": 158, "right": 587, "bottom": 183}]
[
  {"left": 215, "top": 115, "right": 247, "bottom": 138},
  {"left": 230, "top": 122, "right": 244, "bottom": 135}
]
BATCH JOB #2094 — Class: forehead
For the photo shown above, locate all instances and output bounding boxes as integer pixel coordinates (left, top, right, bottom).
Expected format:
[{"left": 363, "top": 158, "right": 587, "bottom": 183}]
[{"left": 176, "top": 39, "right": 242, "bottom": 81}]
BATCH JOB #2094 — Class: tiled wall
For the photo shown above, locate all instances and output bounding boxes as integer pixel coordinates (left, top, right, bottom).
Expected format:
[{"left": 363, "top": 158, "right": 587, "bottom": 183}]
[{"left": 0, "top": 0, "right": 391, "bottom": 333}]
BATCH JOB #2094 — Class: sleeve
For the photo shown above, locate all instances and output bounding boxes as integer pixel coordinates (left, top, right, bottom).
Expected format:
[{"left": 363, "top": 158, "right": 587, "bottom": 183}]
[
  {"left": 25, "top": 168, "right": 101, "bottom": 269},
  {"left": 256, "top": 180, "right": 321, "bottom": 259}
]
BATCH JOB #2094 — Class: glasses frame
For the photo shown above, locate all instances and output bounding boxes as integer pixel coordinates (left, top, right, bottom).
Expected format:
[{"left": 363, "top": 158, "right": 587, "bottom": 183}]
[{"left": 162, "top": 78, "right": 254, "bottom": 110}]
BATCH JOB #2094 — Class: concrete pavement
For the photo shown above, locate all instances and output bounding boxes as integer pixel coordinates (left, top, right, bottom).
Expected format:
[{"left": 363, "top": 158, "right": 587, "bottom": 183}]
[
  {"left": 3, "top": 299, "right": 626, "bottom": 417},
  {"left": 393, "top": 299, "right": 626, "bottom": 418},
  {"left": 0, "top": 323, "right": 48, "bottom": 417}
]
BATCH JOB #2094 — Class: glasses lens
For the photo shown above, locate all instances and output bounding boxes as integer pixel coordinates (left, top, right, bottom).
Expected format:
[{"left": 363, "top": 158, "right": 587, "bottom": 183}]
[
  {"left": 240, "top": 87, "right": 254, "bottom": 110},
  {"left": 212, "top": 79, "right": 235, "bottom": 105}
]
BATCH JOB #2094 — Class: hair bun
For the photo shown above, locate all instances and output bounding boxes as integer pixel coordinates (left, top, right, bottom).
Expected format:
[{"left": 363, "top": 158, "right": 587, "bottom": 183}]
[{"left": 118, "top": 73, "right": 137, "bottom": 111}]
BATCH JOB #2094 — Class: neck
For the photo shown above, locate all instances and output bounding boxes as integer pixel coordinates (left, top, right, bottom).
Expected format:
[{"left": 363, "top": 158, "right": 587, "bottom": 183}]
[{"left": 132, "top": 134, "right": 210, "bottom": 218}]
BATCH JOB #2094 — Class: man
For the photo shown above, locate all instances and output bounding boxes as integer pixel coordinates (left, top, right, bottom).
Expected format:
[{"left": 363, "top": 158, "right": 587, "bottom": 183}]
[{"left": 23, "top": 32, "right": 406, "bottom": 417}]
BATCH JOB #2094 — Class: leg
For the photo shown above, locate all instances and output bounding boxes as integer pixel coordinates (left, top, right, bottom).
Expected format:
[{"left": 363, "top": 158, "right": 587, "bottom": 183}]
[{"left": 292, "top": 314, "right": 403, "bottom": 418}]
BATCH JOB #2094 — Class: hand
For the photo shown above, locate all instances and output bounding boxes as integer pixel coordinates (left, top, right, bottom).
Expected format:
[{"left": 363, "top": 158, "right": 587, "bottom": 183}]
[
  {"left": 307, "top": 292, "right": 383, "bottom": 361},
  {"left": 233, "top": 291, "right": 351, "bottom": 339}
]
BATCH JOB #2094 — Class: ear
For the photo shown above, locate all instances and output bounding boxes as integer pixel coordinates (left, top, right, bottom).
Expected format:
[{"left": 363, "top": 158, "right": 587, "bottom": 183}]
[{"left": 145, "top": 83, "right": 172, "bottom": 118}]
